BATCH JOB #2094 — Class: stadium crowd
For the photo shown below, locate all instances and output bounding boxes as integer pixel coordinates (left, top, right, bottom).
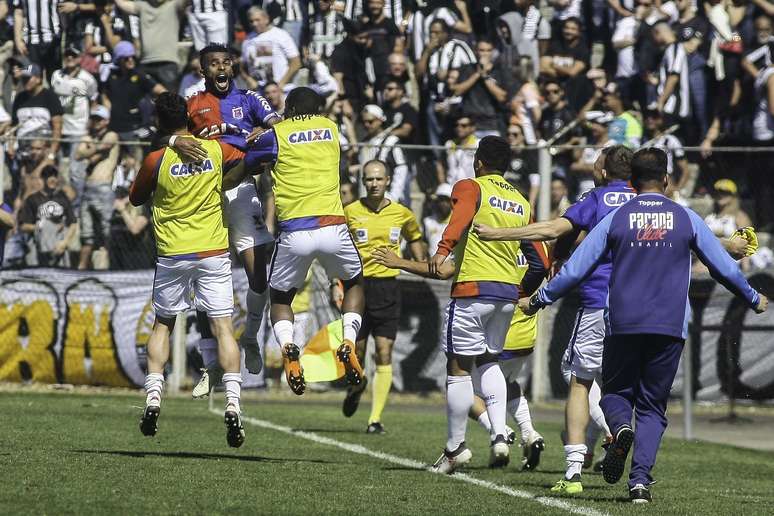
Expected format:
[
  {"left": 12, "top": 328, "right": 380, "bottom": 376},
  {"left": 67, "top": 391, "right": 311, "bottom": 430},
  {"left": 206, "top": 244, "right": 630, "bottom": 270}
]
[{"left": 1, "top": 0, "right": 774, "bottom": 270}]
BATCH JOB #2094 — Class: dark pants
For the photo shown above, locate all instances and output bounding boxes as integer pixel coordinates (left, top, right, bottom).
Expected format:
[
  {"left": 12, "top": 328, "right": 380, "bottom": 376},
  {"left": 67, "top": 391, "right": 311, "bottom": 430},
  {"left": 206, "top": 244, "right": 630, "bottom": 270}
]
[{"left": 600, "top": 334, "right": 684, "bottom": 488}]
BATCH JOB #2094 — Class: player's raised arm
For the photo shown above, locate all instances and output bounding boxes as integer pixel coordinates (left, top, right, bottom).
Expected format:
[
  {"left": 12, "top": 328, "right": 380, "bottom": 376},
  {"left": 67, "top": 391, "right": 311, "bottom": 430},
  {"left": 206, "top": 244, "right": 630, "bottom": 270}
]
[
  {"left": 373, "top": 247, "right": 455, "bottom": 279},
  {"left": 524, "top": 211, "right": 616, "bottom": 314},
  {"left": 221, "top": 131, "right": 278, "bottom": 190},
  {"left": 474, "top": 217, "right": 574, "bottom": 241},
  {"left": 687, "top": 209, "right": 764, "bottom": 311}
]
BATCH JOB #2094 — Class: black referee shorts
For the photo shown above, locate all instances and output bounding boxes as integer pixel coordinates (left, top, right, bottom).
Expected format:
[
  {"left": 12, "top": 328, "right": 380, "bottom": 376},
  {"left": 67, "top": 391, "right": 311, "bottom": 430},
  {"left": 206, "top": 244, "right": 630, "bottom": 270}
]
[{"left": 358, "top": 277, "right": 402, "bottom": 341}]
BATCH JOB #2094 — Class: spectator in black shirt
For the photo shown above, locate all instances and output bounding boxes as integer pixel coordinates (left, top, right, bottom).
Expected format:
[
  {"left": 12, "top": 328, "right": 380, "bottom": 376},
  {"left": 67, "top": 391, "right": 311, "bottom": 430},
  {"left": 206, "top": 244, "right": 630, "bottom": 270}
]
[
  {"left": 110, "top": 188, "right": 154, "bottom": 270},
  {"left": 102, "top": 41, "right": 166, "bottom": 142},
  {"left": 540, "top": 17, "right": 590, "bottom": 110},
  {"left": 362, "top": 0, "right": 402, "bottom": 89},
  {"left": 540, "top": 17, "right": 589, "bottom": 82},
  {"left": 539, "top": 79, "right": 580, "bottom": 180},
  {"left": 331, "top": 20, "right": 375, "bottom": 113},
  {"left": 18, "top": 166, "right": 77, "bottom": 267},
  {"left": 11, "top": 64, "right": 63, "bottom": 156},
  {"left": 449, "top": 38, "right": 510, "bottom": 138},
  {"left": 381, "top": 78, "right": 418, "bottom": 143}
]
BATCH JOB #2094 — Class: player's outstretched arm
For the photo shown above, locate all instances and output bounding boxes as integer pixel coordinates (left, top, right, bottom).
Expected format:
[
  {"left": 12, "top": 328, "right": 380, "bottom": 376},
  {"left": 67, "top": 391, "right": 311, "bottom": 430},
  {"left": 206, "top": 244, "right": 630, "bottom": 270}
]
[
  {"left": 688, "top": 210, "right": 762, "bottom": 311},
  {"left": 373, "top": 247, "right": 455, "bottom": 280},
  {"left": 523, "top": 212, "right": 613, "bottom": 315},
  {"left": 473, "top": 217, "right": 573, "bottom": 241}
]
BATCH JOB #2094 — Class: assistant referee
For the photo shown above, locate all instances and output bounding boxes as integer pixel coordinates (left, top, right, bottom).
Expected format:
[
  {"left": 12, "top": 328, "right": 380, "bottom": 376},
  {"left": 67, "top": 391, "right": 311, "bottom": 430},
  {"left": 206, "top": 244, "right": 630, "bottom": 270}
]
[{"left": 342, "top": 159, "right": 427, "bottom": 433}]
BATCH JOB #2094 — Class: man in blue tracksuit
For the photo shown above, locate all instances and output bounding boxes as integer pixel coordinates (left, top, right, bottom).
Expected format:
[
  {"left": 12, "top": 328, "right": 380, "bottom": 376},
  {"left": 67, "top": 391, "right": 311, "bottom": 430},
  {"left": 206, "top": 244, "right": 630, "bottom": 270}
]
[{"left": 522, "top": 148, "right": 768, "bottom": 504}]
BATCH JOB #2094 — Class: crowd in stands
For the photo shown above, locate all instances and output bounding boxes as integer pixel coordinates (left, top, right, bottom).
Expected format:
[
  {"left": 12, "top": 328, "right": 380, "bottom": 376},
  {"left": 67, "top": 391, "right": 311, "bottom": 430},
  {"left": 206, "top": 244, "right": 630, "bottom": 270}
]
[{"left": 1, "top": 0, "right": 773, "bottom": 271}]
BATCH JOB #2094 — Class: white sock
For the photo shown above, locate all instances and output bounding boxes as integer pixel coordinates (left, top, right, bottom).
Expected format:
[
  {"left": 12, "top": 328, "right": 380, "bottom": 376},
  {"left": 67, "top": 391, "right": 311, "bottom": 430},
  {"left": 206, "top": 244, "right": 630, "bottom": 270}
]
[
  {"left": 342, "top": 312, "right": 362, "bottom": 343},
  {"left": 446, "top": 375, "right": 473, "bottom": 452},
  {"left": 508, "top": 396, "right": 535, "bottom": 441},
  {"left": 478, "top": 362, "right": 507, "bottom": 440},
  {"left": 144, "top": 373, "right": 164, "bottom": 407},
  {"left": 564, "top": 444, "right": 587, "bottom": 480},
  {"left": 244, "top": 288, "right": 267, "bottom": 345},
  {"left": 476, "top": 411, "right": 492, "bottom": 433},
  {"left": 198, "top": 338, "right": 218, "bottom": 368},
  {"left": 222, "top": 372, "right": 242, "bottom": 412},
  {"left": 272, "top": 319, "right": 294, "bottom": 347},
  {"left": 589, "top": 380, "right": 610, "bottom": 436}
]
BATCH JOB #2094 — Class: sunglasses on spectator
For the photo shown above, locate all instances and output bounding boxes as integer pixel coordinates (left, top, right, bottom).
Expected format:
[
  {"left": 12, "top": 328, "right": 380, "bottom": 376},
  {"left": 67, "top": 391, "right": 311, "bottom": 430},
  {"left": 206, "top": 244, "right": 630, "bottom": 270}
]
[{"left": 545, "top": 88, "right": 561, "bottom": 95}]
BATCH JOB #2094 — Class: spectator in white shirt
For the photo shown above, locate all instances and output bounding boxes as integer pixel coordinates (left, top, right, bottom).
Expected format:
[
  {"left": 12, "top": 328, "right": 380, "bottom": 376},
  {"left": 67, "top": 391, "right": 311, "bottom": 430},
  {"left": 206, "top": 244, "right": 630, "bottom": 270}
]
[
  {"left": 436, "top": 114, "right": 479, "bottom": 186},
  {"left": 50, "top": 46, "right": 99, "bottom": 157},
  {"left": 241, "top": 7, "right": 301, "bottom": 91}
]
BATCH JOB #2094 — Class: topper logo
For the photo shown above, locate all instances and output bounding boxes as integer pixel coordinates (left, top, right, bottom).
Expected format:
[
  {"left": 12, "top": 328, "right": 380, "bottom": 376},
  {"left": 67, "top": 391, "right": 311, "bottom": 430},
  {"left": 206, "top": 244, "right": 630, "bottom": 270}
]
[
  {"left": 170, "top": 159, "right": 215, "bottom": 177},
  {"left": 604, "top": 191, "right": 635, "bottom": 207},
  {"left": 288, "top": 128, "right": 333, "bottom": 144},
  {"left": 488, "top": 196, "right": 524, "bottom": 215}
]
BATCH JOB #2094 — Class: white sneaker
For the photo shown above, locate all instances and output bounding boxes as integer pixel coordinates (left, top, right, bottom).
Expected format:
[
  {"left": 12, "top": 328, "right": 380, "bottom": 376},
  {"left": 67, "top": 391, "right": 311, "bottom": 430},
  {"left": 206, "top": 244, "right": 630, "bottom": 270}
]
[
  {"left": 431, "top": 443, "right": 472, "bottom": 474},
  {"left": 192, "top": 366, "right": 223, "bottom": 399},
  {"left": 489, "top": 435, "right": 510, "bottom": 468},
  {"left": 241, "top": 337, "right": 263, "bottom": 375}
]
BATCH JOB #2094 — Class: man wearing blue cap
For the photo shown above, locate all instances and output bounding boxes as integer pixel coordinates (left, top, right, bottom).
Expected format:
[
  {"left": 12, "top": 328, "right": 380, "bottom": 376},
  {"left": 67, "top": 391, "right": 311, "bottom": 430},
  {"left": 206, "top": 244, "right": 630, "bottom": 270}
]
[{"left": 102, "top": 41, "right": 167, "bottom": 145}]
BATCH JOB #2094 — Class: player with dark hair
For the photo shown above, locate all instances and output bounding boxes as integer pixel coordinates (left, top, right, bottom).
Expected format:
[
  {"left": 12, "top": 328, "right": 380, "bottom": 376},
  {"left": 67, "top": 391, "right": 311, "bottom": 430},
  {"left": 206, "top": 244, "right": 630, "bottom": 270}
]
[
  {"left": 522, "top": 147, "right": 768, "bottom": 503},
  {"left": 426, "top": 135, "right": 533, "bottom": 473},
  {"left": 162, "top": 43, "right": 281, "bottom": 399},
  {"left": 130, "top": 92, "right": 271, "bottom": 447},
  {"left": 238, "top": 87, "right": 366, "bottom": 396}
]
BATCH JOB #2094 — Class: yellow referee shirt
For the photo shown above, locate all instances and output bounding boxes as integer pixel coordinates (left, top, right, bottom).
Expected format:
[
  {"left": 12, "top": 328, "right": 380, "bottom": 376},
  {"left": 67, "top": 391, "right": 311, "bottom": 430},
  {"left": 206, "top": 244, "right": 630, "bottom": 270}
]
[{"left": 345, "top": 199, "right": 423, "bottom": 278}]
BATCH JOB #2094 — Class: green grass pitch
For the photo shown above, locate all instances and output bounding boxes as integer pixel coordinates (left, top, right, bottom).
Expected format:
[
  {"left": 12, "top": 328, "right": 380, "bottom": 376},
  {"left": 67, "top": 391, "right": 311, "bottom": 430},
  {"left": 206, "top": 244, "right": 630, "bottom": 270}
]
[{"left": 2, "top": 390, "right": 773, "bottom": 515}]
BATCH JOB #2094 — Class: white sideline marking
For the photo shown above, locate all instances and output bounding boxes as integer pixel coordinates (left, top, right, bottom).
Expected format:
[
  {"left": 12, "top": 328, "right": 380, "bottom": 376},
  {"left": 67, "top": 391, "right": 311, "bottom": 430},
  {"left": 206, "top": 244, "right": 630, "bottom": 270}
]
[{"left": 209, "top": 408, "right": 608, "bottom": 516}]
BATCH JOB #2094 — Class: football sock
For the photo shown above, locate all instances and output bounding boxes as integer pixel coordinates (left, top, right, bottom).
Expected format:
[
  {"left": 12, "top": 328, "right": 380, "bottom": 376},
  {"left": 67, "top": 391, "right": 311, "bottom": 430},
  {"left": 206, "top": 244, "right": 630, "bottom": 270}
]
[
  {"left": 446, "top": 375, "right": 473, "bottom": 452},
  {"left": 589, "top": 380, "right": 610, "bottom": 436},
  {"left": 198, "top": 338, "right": 218, "bottom": 368},
  {"left": 222, "top": 372, "right": 242, "bottom": 413},
  {"left": 368, "top": 365, "right": 392, "bottom": 424},
  {"left": 479, "top": 362, "right": 507, "bottom": 440},
  {"left": 477, "top": 411, "right": 492, "bottom": 433},
  {"left": 244, "top": 288, "right": 267, "bottom": 346},
  {"left": 272, "top": 320, "right": 294, "bottom": 347},
  {"left": 565, "top": 444, "right": 587, "bottom": 480},
  {"left": 508, "top": 396, "right": 535, "bottom": 441},
  {"left": 342, "top": 312, "right": 362, "bottom": 343},
  {"left": 144, "top": 373, "right": 164, "bottom": 407}
]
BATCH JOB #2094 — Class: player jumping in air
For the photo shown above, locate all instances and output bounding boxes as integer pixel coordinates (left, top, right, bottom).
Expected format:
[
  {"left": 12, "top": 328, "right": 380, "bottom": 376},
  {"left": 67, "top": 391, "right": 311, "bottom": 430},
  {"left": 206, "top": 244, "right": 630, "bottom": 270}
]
[
  {"left": 162, "top": 43, "right": 280, "bottom": 398},
  {"left": 244, "top": 87, "right": 366, "bottom": 395},
  {"left": 130, "top": 93, "right": 269, "bottom": 447}
]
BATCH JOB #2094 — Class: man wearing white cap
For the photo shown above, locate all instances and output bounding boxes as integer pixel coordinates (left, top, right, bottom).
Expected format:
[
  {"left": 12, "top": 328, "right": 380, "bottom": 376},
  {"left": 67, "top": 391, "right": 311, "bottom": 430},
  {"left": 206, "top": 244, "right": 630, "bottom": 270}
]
[
  {"left": 424, "top": 183, "right": 452, "bottom": 253},
  {"left": 74, "top": 105, "right": 119, "bottom": 270},
  {"left": 357, "top": 104, "right": 412, "bottom": 206},
  {"left": 50, "top": 46, "right": 99, "bottom": 155}
]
